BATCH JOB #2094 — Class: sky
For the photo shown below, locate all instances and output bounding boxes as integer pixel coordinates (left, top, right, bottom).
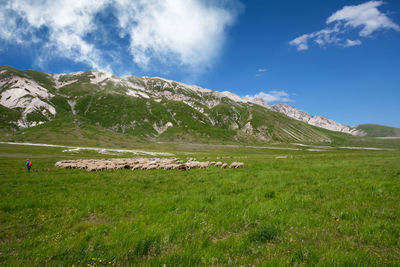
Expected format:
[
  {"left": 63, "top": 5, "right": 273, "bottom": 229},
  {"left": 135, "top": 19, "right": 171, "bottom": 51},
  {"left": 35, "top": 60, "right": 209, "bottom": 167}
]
[{"left": 0, "top": 0, "right": 399, "bottom": 127}]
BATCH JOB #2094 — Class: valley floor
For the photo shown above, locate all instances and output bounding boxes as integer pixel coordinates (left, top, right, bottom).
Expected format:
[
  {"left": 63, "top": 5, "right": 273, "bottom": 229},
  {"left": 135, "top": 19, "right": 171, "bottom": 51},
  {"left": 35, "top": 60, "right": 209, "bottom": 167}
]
[{"left": 0, "top": 143, "right": 399, "bottom": 266}]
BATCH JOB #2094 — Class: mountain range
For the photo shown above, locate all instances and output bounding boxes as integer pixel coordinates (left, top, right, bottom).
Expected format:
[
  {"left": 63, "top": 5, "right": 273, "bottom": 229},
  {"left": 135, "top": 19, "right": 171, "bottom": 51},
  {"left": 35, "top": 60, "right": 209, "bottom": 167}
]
[{"left": 0, "top": 65, "right": 397, "bottom": 146}]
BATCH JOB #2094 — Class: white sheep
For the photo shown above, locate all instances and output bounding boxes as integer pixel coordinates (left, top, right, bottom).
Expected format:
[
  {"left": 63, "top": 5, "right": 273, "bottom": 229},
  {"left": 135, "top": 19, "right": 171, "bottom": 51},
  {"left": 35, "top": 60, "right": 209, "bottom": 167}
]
[{"left": 229, "top": 162, "right": 244, "bottom": 168}]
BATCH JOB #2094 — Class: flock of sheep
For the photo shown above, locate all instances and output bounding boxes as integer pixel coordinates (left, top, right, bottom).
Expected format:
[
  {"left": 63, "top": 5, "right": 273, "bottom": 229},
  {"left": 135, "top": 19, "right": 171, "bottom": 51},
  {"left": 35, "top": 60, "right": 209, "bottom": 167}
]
[{"left": 55, "top": 157, "right": 244, "bottom": 171}]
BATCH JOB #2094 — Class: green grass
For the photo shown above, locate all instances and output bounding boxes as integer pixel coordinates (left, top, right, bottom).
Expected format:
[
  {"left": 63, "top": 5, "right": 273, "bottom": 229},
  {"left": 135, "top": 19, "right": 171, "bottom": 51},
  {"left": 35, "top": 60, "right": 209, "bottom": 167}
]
[
  {"left": 1, "top": 143, "right": 399, "bottom": 266},
  {"left": 0, "top": 105, "right": 20, "bottom": 131}
]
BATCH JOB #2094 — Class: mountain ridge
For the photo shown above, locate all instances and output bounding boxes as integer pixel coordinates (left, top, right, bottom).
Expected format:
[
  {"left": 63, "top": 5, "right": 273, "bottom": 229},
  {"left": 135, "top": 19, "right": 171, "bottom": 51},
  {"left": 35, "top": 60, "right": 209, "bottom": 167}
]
[
  {"left": 271, "top": 104, "right": 364, "bottom": 136},
  {"left": 0, "top": 65, "right": 374, "bottom": 145}
]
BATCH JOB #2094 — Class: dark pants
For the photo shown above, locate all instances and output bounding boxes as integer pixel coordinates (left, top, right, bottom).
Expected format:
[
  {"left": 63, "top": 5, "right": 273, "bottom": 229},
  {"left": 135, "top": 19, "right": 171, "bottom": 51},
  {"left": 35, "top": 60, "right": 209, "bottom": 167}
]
[{"left": 27, "top": 166, "right": 31, "bottom": 172}]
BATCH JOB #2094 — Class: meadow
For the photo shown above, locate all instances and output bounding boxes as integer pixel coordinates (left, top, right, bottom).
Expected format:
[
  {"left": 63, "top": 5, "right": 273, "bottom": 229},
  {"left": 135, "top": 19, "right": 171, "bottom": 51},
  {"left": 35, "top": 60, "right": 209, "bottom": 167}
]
[{"left": 0, "top": 143, "right": 399, "bottom": 266}]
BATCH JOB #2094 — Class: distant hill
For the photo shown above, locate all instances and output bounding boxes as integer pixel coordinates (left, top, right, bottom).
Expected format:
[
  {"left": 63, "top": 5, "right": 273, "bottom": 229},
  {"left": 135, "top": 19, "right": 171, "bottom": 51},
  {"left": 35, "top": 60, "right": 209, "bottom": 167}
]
[
  {"left": 355, "top": 124, "right": 400, "bottom": 137},
  {"left": 0, "top": 65, "right": 376, "bottom": 146}
]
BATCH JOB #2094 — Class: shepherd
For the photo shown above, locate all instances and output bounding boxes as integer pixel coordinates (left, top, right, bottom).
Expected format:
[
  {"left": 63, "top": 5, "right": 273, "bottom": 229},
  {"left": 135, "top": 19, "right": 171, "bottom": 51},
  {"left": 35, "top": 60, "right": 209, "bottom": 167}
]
[{"left": 26, "top": 159, "right": 32, "bottom": 173}]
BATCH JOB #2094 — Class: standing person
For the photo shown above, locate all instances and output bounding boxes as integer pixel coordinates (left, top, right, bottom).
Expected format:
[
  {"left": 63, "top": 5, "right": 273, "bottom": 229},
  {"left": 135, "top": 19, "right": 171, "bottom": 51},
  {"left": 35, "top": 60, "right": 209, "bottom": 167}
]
[{"left": 26, "top": 159, "right": 32, "bottom": 173}]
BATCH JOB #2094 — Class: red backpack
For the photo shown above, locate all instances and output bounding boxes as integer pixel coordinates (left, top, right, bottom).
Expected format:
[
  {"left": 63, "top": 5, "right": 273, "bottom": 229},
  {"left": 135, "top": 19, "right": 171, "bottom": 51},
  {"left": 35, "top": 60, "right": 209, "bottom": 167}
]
[{"left": 28, "top": 161, "right": 32, "bottom": 167}]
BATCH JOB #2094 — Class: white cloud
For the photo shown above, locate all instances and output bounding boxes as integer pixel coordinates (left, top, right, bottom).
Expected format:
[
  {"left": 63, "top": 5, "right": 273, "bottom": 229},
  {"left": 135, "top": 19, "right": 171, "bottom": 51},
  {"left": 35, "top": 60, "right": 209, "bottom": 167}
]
[
  {"left": 290, "top": 34, "right": 311, "bottom": 51},
  {"left": 327, "top": 1, "right": 400, "bottom": 36},
  {"left": 114, "top": 0, "right": 240, "bottom": 70},
  {"left": 1, "top": 0, "right": 109, "bottom": 70},
  {"left": 245, "top": 91, "right": 295, "bottom": 103},
  {"left": 0, "top": 0, "right": 241, "bottom": 73},
  {"left": 255, "top": 68, "right": 267, "bottom": 77},
  {"left": 344, "top": 39, "right": 362, "bottom": 47},
  {"left": 290, "top": 1, "right": 399, "bottom": 51},
  {"left": 289, "top": 24, "right": 342, "bottom": 50}
]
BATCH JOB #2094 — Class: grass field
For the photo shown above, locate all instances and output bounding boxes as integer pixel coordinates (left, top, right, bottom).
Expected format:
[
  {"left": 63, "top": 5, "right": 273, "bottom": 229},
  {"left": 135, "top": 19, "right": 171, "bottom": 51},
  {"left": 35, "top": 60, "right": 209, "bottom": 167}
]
[{"left": 1, "top": 143, "right": 400, "bottom": 266}]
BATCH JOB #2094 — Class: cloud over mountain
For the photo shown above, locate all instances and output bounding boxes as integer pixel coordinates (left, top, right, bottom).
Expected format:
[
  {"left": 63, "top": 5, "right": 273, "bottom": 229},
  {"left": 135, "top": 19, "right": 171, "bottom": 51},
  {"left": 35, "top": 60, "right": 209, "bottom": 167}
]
[
  {"left": 245, "top": 91, "right": 295, "bottom": 103},
  {"left": 0, "top": 0, "right": 241, "bottom": 73}
]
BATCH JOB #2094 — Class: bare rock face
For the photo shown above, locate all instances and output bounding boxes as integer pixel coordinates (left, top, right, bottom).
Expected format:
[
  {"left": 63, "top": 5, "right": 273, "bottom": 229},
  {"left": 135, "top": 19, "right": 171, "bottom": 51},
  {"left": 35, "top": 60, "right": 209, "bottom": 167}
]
[
  {"left": 271, "top": 104, "right": 365, "bottom": 136},
  {"left": 0, "top": 75, "right": 56, "bottom": 128},
  {"left": 308, "top": 116, "right": 362, "bottom": 135},
  {"left": 271, "top": 104, "right": 311, "bottom": 123}
]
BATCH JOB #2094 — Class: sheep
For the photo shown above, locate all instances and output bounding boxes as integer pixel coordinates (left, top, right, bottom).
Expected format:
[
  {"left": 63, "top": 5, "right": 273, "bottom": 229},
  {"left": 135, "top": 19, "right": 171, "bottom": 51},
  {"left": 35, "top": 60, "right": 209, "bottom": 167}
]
[
  {"left": 55, "top": 162, "right": 67, "bottom": 168},
  {"left": 123, "top": 164, "right": 131, "bottom": 169},
  {"left": 229, "top": 162, "right": 244, "bottom": 168},
  {"left": 198, "top": 162, "right": 209, "bottom": 169},
  {"left": 113, "top": 164, "right": 125, "bottom": 170},
  {"left": 176, "top": 164, "right": 188, "bottom": 170},
  {"left": 54, "top": 162, "right": 62, "bottom": 167},
  {"left": 61, "top": 163, "right": 74, "bottom": 169},
  {"left": 146, "top": 165, "right": 158, "bottom": 170},
  {"left": 87, "top": 165, "right": 97, "bottom": 172},
  {"left": 132, "top": 164, "right": 142, "bottom": 170},
  {"left": 168, "top": 164, "right": 178, "bottom": 170},
  {"left": 55, "top": 157, "right": 242, "bottom": 172},
  {"left": 106, "top": 164, "right": 116, "bottom": 170},
  {"left": 76, "top": 163, "right": 87, "bottom": 169},
  {"left": 162, "top": 164, "right": 172, "bottom": 170},
  {"left": 95, "top": 164, "right": 106, "bottom": 171},
  {"left": 236, "top": 162, "right": 244, "bottom": 168},
  {"left": 186, "top": 161, "right": 200, "bottom": 169}
]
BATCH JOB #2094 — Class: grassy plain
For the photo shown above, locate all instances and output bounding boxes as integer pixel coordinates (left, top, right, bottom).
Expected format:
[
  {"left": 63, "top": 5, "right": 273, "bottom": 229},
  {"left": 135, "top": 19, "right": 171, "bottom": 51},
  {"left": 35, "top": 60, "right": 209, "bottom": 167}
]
[{"left": 0, "top": 143, "right": 400, "bottom": 266}]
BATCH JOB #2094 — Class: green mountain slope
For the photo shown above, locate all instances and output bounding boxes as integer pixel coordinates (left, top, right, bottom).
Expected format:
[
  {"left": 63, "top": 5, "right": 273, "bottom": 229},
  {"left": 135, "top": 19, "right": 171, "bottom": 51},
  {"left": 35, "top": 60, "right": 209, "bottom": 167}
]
[
  {"left": 356, "top": 124, "right": 400, "bottom": 137},
  {"left": 0, "top": 65, "right": 378, "bottom": 146}
]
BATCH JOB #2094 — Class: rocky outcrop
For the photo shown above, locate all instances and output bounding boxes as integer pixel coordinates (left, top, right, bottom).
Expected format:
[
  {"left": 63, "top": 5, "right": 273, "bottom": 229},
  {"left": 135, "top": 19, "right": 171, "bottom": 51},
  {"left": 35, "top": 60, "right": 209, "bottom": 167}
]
[
  {"left": 0, "top": 75, "right": 56, "bottom": 128},
  {"left": 272, "top": 104, "right": 365, "bottom": 136}
]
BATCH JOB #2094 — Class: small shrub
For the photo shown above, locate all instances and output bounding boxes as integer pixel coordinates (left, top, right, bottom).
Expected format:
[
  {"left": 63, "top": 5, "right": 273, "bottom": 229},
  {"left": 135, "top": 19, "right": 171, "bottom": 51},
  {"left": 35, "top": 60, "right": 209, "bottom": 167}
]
[
  {"left": 264, "top": 191, "right": 276, "bottom": 199},
  {"left": 135, "top": 234, "right": 161, "bottom": 257},
  {"left": 0, "top": 204, "right": 12, "bottom": 212},
  {"left": 249, "top": 224, "right": 281, "bottom": 242}
]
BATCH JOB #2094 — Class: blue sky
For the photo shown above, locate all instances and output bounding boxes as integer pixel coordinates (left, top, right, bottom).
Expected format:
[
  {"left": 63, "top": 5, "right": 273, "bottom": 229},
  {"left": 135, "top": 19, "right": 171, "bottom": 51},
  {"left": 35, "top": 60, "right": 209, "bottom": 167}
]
[{"left": 1, "top": 0, "right": 399, "bottom": 127}]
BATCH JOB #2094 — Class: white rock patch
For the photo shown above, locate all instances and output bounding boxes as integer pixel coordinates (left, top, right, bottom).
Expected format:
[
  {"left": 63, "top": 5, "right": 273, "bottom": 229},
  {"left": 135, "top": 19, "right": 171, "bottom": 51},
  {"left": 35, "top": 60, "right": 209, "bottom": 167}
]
[
  {"left": 242, "top": 122, "right": 253, "bottom": 134},
  {"left": 17, "top": 120, "right": 45, "bottom": 128},
  {"left": 90, "top": 71, "right": 113, "bottom": 84},
  {"left": 52, "top": 77, "right": 78, "bottom": 89},
  {"left": 126, "top": 89, "right": 150, "bottom": 99},
  {"left": 0, "top": 76, "right": 56, "bottom": 127},
  {"left": 153, "top": 122, "right": 173, "bottom": 134}
]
